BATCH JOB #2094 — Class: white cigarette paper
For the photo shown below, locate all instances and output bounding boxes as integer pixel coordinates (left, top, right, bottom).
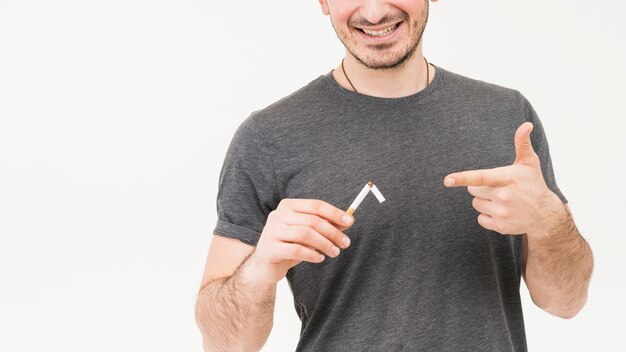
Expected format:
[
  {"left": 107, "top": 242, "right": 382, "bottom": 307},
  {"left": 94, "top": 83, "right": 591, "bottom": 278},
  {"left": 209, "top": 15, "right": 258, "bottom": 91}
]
[
  {"left": 370, "top": 184, "right": 386, "bottom": 203},
  {"left": 346, "top": 181, "right": 386, "bottom": 215},
  {"left": 348, "top": 183, "right": 371, "bottom": 212}
]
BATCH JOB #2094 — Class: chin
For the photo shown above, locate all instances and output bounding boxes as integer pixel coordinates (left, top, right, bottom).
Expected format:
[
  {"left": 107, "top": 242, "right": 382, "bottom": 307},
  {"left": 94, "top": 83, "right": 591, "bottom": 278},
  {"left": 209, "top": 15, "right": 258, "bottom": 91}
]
[{"left": 352, "top": 46, "right": 417, "bottom": 70}]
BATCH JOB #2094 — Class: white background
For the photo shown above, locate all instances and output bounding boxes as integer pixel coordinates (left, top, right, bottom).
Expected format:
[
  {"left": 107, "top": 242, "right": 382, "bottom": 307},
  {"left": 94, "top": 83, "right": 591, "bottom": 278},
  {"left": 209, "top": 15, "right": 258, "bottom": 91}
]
[{"left": 1, "top": 1, "right": 624, "bottom": 351}]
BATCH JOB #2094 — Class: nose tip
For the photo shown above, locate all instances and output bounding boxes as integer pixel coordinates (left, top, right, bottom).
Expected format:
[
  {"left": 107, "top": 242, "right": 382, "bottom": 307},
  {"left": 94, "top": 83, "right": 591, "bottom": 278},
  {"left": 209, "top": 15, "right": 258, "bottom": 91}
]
[{"left": 360, "top": 0, "right": 389, "bottom": 25}]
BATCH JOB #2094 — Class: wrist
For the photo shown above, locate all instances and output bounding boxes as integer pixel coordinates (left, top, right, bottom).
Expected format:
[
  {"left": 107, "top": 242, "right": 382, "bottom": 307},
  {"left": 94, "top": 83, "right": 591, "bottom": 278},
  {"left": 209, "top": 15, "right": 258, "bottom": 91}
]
[
  {"left": 527, "top": 191, "right": 572, "bottom": 245},
  {"left": 240, "top": 252, "right": 279, "bottom": 287}
]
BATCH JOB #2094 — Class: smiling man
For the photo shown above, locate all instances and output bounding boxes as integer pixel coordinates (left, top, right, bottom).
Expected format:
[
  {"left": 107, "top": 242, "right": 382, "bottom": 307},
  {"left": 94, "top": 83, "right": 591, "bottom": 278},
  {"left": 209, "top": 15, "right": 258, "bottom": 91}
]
[{"left": 195, "top": 1, "right": 594, "bottom": 351}]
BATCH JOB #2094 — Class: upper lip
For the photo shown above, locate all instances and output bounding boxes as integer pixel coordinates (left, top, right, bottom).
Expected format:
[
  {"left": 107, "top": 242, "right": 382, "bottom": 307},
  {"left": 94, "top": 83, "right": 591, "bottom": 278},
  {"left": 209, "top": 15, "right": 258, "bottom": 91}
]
[{"left": 355, "top": 21, "right": 402, "bottom": 31}]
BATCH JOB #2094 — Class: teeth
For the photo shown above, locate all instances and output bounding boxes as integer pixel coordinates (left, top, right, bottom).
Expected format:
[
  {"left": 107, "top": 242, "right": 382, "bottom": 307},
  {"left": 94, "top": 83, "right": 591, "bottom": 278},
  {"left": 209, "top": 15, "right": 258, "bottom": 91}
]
[{"left": 361, "top": 23, "right": 398, "bottom": 37}]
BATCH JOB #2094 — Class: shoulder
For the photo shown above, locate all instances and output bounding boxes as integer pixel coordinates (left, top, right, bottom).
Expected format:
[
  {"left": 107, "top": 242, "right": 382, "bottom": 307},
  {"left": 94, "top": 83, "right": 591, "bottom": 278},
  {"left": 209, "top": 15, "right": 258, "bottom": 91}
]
[
  {"left": 248, "top": 74, "right": 332, "bottom": 127},
  {"left": 437, "top": 66, "right": 528, "bottom": 108}
]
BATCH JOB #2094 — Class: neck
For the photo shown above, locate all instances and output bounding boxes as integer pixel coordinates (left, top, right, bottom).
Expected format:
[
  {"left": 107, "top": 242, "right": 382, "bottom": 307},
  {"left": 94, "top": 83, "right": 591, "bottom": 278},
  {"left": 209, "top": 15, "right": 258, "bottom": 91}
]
[{"left": 332, "top": 47, "right": 434, "bottom": 98}]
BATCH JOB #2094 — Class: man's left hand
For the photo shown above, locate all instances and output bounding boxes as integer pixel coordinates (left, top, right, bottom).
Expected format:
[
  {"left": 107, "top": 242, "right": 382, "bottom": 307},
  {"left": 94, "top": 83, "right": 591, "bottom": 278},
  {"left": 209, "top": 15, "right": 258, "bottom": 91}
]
[{"left": 443, "top": 122, "right": 556, "bottom": 236}]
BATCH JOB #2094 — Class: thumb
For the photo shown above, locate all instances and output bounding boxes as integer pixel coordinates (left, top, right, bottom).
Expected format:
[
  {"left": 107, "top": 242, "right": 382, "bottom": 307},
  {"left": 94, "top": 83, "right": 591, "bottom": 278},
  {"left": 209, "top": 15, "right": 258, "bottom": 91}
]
[{"left": 513, "top": 122, "right": 538, "bottom": 166}]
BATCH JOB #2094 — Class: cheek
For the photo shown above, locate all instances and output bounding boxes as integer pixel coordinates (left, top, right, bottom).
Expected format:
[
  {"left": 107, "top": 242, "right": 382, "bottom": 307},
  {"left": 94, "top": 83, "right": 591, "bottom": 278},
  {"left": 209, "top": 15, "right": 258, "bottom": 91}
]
[
  {"left": 327, "top": 4, "right": 357, "bottom": 28},
  {"left": 392, "top": 0, "right": 425, "bottom": 18}
]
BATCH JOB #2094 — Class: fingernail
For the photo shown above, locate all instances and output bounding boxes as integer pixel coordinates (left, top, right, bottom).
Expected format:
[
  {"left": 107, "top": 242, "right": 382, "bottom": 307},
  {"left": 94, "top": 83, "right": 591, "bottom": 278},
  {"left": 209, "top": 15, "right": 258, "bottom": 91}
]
[
  {"left": 343, "top": 214, "right": 353, "bottom": 225},
  {"left": 445, "top": 178, "right": 455, "bottom": 187},
  {"left": 332, "top": 246, "right": 340, "bottom": 256},
  {"left": 342, "top": 236, "right": 351, "bottom": 248}
]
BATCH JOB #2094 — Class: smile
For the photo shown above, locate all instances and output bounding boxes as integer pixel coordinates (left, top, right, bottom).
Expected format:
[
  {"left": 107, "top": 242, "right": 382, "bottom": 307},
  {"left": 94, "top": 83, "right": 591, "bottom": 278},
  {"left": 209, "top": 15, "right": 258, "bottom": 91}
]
[{"left": 356, "top": 22, "right": 401, "bottom": 37}]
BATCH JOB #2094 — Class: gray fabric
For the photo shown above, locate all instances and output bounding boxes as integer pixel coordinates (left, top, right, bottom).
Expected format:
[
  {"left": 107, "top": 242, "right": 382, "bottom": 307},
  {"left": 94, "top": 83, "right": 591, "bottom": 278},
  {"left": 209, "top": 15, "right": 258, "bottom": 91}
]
[{"left": 213, "top": 64, "right": 567, "bottom": 351}]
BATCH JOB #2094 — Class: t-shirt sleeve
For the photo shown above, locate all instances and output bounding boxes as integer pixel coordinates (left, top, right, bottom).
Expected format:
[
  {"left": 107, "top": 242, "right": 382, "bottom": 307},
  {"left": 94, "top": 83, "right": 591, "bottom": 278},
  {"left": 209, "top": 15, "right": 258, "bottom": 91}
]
[
  {"left": 213, "top": 114, "right": 280, "bottom": 246},
  {"left": 519, "top": 93, "right": 568, "bottom": 204}
]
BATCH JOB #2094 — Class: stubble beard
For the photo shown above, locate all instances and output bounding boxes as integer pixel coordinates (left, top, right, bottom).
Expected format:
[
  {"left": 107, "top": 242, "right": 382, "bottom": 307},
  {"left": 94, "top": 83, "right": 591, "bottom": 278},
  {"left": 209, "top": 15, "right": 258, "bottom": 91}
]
[{"left": 332, "top": 6, "right": 429, "bottom": 71}]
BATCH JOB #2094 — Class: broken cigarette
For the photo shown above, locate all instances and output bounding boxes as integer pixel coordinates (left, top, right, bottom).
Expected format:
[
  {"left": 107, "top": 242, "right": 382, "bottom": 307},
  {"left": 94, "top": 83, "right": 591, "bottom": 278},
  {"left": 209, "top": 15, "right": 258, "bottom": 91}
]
[
  {"left": 370, "top": 184, "right": 386, "bottom": 203},
  {"left": 346, "top": 181, "right": 385, "bottom": 215}
]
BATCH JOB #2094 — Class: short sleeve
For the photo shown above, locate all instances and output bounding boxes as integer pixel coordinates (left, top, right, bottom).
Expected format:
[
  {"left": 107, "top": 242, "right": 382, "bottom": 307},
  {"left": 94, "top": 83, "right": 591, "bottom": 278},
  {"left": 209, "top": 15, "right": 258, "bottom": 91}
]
[
  {"left": 213, "top": 114, "right": 280, "bottom": 246},
  {"left": 520, "top": 94, "right": 568, "bottom": 204}
]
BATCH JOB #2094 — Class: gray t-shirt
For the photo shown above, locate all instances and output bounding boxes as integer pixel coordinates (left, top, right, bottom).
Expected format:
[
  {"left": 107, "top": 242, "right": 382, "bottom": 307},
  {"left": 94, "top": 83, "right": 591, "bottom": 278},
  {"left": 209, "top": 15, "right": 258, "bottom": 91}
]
[{"left": 213, "top": 64, "right": 567, "bottom": 351}]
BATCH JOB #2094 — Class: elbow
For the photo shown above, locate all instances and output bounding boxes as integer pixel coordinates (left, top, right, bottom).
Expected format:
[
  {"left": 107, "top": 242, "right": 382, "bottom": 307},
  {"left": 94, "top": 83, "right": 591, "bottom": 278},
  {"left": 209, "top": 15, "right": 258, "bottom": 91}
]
[
  {"left": 195, "top": 287, "right": 221, "bottom": 350},
  {"left": 550, "top": 306, "right": 582, "bottom": 320},
  {"left": 533, "top": 292, "right": 588, "bottom": 320},
  {"left": 194, "top": 293, "right": 272, "bottom": 352},
  {"left": 194, "top": 295, "right": 211, "bottom": 340},
  {"left": 560, "top": 292, "right": 588, "bottom": 319}
]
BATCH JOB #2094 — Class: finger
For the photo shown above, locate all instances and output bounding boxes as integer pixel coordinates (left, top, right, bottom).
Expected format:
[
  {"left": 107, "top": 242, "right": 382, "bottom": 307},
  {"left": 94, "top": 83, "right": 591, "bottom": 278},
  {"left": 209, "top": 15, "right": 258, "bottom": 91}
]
[
  {"left": 444, "top": 166, "right": 511, "bottom": 187},
  {"left": 476, "top": 213, "right": 498, "bottom": 232},
  {"left": 514, "top": 122, "right": 539, "bottom": 166},
  {"left": 473, "top": 196, "right": 510, "bottom": 219},
  {"left": 273, "top": 242, "right": 326, "bottom": 263},
  {"left": 472, "top": 197, "right": 497, "bottom": 217},
  {"left": 284, "top": 212, "right": 351, "bottom": 249},
  {"left": 279, "top": 198, "right": 355, "bottom": 227},
  {"left": 281, "top": 225, "right": 341, "bottom": 258},
  {"left": 467, "top": 185, "right": 497, "bottom": 200}
]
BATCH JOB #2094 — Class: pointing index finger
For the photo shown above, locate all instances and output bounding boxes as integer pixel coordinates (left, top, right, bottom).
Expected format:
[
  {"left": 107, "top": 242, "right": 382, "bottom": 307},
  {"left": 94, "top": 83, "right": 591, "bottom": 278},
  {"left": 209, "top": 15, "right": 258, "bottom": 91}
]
[{"left": 444, "top": 166, "right": 511, "bottom": 187}]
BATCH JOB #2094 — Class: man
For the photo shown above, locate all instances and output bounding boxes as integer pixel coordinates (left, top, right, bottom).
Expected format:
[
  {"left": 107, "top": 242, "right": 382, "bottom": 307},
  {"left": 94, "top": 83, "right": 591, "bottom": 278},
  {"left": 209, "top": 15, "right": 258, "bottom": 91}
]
[{"left": 195, "top": 0, "right": 594, "bottom": 351}]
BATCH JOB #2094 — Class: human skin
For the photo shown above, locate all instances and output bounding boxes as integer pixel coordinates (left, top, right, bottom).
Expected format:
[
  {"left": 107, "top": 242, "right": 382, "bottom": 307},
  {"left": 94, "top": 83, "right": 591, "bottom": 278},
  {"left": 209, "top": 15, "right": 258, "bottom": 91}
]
[
  {"left": 196, "top": 1, "right": 593, "bottom": 350},
  {"left": 195, "top": 199, "right": 354, "bottom": 351},
  {"left": 445, "top": 122, "right": 593, "bottom": 318},
  {"left": 321, "top": 0, "right": 439, "bottom": 98},
  {"left": 325, "top": 0, "right": 593, "bottom": 317}
]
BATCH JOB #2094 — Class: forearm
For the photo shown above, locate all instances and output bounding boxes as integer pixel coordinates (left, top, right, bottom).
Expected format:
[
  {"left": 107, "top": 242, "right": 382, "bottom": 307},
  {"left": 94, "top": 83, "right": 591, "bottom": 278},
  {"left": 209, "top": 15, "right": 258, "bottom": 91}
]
[
  {"left": 195, "top": 252, "right": 277, "bottom": 351},
  {"left": 524, "top": 193, "right": 594, "bottom": 318}
]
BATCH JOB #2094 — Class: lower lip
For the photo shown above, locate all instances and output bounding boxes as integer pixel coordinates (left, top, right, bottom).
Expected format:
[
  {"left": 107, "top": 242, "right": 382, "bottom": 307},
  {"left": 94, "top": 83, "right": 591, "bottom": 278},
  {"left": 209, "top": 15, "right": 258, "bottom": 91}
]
[{"left": 356, "top": 22, "right": 403, "bottom": 44}]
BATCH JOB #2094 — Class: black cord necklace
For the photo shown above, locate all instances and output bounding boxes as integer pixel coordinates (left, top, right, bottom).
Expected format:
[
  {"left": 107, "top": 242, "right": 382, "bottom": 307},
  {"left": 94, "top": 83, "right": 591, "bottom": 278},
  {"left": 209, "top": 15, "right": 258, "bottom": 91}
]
[{"left": 340, "top": 56, "right": 430, "bottom": 94}]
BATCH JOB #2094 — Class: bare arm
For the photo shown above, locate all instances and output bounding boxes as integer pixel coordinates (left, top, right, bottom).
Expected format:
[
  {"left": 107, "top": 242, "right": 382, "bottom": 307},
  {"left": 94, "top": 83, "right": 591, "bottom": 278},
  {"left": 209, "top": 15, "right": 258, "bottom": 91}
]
[
  {"left": 443, "top": 122, "right": 594, "bottom": 319},
  {"left": 195, "top": 249, "right": 276, "bottom": 352},
  {"left": 522, "top": 195, "right": 594, "bottom": 319},
  {"left": 195, "top": 199, "right": 354, "bottom": 351}
]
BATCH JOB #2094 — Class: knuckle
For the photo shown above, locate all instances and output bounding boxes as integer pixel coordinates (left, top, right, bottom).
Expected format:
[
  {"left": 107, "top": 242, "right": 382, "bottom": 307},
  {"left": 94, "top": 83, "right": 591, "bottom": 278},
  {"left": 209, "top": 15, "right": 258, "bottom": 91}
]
[
  {"left": 335, "top": 229, "right": 345, "bottom": 244},
  {"left": 334, "top": 208, "right": 345, "bottom": 222},
  {"left": 478, "top": 214, "right": 492, "bottom": 229},
  {"left": 477, "top": 216, "right": 488, "bottom": 229},
  {"left": 303, "top": 249, "right": 316, "bottom": 260},
  {"left": 269, "top": 210, "right": 286, "bottom": 225},
  {"left": 305, "top": 227, "right": 318, "bottom": 240},
  {"left": 267, "top": 210, "right": 279, "bottom": 221},
  {"left": 499, "top": 191, "right": 511, "bottom": 203},
  {"left": 320, "top": 201, "right": 334, "bottom": 218},
  {"left": 310, "top": 251, "right": 323, "bottom": 262},
  {"left": 312, "top": 200, "right": 324, "bottom": 214},
  {"left": 305, "top": 226, "right": 317, "bottom": 239},
  {"left": 292, "top": 227, "right": 308, "bottom": 242},
  {"left": 308, "top": 215, "right": 322, "bottom": 228},
  {"left": 289, "top": 246, "right": 302, "bottom": 258},
  {"left": 278, "top": 198, "right": 292, "bottom": 209}
]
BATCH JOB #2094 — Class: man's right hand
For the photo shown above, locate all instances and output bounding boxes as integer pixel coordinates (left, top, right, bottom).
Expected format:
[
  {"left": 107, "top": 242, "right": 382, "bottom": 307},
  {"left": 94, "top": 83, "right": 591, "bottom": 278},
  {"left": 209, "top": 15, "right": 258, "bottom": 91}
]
[{"left": 248, "top": 198, "right": 355, "bottom": 284}]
